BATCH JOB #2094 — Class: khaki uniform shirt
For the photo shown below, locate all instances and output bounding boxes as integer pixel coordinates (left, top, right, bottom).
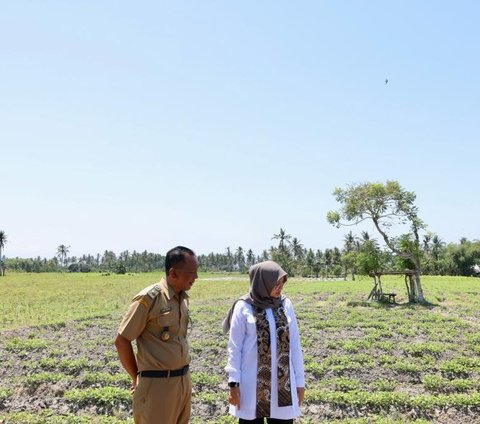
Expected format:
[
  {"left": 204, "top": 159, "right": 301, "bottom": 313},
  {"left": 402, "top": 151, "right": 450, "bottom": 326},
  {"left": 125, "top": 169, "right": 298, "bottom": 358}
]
[{"left": 118, "top": 277, "right": 190, "bottom": 371}]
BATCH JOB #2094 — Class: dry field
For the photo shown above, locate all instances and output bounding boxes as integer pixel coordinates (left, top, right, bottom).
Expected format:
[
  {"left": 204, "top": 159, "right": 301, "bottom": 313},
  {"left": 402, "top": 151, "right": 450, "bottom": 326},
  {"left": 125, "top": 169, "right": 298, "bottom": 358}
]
[{"left": 1, "top": 273, "right": 480, "bottom": 423}]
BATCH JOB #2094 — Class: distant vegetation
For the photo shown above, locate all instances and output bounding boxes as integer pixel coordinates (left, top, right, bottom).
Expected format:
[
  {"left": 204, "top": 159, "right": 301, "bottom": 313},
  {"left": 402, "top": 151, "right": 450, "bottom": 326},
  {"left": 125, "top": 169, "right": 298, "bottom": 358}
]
[
  {"left": 1, "top": 180, "right": 479, "bottom": 278},
  {"left": 1, "top": 231, "right": 480, "bottom": 278}
]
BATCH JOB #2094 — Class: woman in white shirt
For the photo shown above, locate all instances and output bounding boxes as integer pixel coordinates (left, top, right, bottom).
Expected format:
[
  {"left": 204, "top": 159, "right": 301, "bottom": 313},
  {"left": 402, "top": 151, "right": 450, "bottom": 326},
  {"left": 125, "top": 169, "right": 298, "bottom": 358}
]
[{"left": 223, "top": 261, "right": 305, "bottom": 424}]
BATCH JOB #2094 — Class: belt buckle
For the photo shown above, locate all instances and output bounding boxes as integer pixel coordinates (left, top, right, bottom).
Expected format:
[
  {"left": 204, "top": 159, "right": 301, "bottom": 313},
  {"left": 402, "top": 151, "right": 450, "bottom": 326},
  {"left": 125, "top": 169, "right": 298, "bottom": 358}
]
[{"left": 167, "top": 370, "right": 171, "bottom": 378}]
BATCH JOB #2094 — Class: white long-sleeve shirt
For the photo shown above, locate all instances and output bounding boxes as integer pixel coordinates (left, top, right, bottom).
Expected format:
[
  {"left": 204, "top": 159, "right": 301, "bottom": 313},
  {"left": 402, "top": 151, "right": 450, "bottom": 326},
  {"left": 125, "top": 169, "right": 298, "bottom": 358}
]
[{"left": 225, "top": 297, "right": 305, "bottom": 420}]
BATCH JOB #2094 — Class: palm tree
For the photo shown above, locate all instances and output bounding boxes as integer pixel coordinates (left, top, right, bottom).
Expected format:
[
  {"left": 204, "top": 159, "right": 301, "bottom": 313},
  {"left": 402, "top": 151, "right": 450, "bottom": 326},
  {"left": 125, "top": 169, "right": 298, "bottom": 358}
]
[
  {"left": 431, "top": 235, "right": 444, "bottom": 261},
  {"left": 361, "top": 231, "right": 370, "bottom": 241},
  {"left": 423, "top": 232, "right": 433, "bottom": 255},
  {"left": 291, "top": 237, "right": 304, "bottom": 261},
  {"left": 57, "top": 244, "right": 70, "bottom": 270},
  {"left": 0, "top": 231, "right": 7, "bottom": 276},
  {"left": 246, "top": 249, "right": 255, "bottom": 268},
  {"left": 272, "top": 228, "right": 292, "bottom": 253},
  {"left": 235, "top": 246, "right": 246, "bottom": 272},
  {"left": 343, "top": 231, "right": 357, "bottom": 253}
]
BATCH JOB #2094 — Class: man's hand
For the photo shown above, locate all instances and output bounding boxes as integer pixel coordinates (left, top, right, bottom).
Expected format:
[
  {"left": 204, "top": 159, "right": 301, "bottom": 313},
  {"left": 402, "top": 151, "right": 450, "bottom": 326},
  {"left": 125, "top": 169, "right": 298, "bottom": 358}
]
[
  {"left": 115, "top": 333, "right": 138, "bottom": 393},
  {"left": 297, "top": 387, "right": 305, "bottom": 406},
  {"left": 228, "top": 387, "right": 240, "bottom": 409},
  {"left": 130, "top": 379, "right": 137, "bottom": 396}
]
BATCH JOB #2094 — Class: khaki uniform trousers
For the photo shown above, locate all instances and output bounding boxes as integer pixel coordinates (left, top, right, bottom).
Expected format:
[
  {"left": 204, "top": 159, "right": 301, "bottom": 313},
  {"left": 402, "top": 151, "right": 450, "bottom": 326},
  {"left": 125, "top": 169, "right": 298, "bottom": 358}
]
[{"left": 133, "top": 372, "right": 191, "bottom": 424}]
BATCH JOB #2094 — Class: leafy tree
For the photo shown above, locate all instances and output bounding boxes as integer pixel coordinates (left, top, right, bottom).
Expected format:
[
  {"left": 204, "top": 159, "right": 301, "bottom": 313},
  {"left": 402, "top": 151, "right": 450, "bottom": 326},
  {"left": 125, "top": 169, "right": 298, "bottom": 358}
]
[
  {"left": 443, "top": 239, "right": 480, "bottom": 276},
  {"left": 101, "top": 250, "right": 116, "bottom": 271},
  {"left": 260, "top": 250, "right": 269, "bottom": 262},
  {"left": 356, "top": 239, "right": 387, "bottom": 275},
  {"left": 0, "top": 230, "right": 7, "bottom": 276},
  {"left": 327, "top": 180, "right": 427, "bottom": 303},
  {"left": 56, "top": 244, "right": 70, "bottom": 270}
]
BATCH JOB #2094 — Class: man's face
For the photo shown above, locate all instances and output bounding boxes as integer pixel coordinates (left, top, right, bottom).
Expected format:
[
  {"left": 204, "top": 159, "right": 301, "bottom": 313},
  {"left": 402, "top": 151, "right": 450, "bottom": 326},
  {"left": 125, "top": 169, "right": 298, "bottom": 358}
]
[{"left": 170, "top": 254, "right": 199, "bottom": 293}]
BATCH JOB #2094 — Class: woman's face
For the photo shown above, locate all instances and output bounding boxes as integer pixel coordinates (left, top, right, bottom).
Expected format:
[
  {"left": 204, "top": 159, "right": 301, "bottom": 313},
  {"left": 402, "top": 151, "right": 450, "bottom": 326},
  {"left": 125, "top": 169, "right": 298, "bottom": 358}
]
[{"left": 270, "top": 276, "right": 286, "bottom": 298}]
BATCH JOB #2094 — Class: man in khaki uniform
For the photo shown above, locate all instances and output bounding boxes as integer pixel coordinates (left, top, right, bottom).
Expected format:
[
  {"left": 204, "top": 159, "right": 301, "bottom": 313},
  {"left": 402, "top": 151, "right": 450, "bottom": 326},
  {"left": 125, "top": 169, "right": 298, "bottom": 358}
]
[{"left": 115, "top": 246, "right": 198, "bottom": 424}]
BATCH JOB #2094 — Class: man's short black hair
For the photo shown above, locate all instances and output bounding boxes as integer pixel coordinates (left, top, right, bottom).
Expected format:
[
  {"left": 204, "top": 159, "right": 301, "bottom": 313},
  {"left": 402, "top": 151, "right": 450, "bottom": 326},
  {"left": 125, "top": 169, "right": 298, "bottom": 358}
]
[{"left": 165, "top": 246, "right": 196, "bottom": 274}]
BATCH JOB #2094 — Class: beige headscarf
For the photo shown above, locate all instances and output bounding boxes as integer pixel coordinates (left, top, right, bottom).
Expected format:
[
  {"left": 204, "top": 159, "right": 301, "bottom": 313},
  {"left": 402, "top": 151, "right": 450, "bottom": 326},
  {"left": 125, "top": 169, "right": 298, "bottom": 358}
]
[{"left": 222, "top": 261, "right": 287, "bottom": 332}]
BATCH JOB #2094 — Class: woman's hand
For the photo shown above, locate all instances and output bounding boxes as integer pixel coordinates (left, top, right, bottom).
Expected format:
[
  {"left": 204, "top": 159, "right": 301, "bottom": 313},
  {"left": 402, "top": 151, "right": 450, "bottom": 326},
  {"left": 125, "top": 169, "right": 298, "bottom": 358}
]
[
  {"left": 297, "top": 387, "right": 305, "bottom": 406},
  {"left": 228, "top": 387, "right": 241, "bottom": 409}
]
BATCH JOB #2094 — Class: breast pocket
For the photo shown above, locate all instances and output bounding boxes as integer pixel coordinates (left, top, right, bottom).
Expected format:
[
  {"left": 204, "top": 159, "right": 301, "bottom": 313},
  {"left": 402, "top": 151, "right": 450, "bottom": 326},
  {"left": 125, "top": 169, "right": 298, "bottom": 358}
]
[{"left": 150, "top": 312, "right": 179, "bottom": 340}]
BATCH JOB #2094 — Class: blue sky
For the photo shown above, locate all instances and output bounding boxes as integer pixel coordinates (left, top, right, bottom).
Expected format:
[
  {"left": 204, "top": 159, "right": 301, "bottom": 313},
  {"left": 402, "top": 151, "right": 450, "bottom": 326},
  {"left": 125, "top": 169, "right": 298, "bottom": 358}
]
[{"left": 1, "top": 1, "right": 479, "bottom": 259}]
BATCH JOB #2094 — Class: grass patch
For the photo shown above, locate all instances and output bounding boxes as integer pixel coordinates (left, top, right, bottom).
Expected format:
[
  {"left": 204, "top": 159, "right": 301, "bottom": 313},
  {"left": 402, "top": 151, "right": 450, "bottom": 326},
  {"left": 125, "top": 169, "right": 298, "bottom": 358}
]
[
  {"left": 64, "top": 387, "right": 130, "bottom": 407},
  {"left": 25, "top": 372, "right": 67, "bottom": 387},
  {"left": 0, "top": 410, "right": 132, "bottom": 423},
  {"left": 81, "top": 372, "right": 130, "bottom": 386},
  {"left": 0, "top": 388, "right": 12, "bottom": 402},
  {"left": 191, "top": 371, "right": 222, "bottom": 389},
  {"left": 5, "top": 337, "right": 49, "bottom": 352}
]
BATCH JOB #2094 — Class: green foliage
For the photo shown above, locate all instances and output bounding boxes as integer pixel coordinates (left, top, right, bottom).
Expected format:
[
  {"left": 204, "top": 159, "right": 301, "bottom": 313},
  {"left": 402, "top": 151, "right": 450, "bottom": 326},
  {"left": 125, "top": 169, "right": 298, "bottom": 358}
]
[
  {"left": 400, "top": 341, "right": 445, "bottom": 357},
  {"left": 327, "top": 339, "right": 373, "bottom": 352},
  {"left": 191, "top": 371, "right": 221, "bottom": 389},
  {"left": 325, "top": 377, "right": 362, "bottom": 392},
  {"left": 195, "top": 391, "right": 225, "bottom": 405},
  {"left": 387, "top": 359, "right": 422, "bottom": 373},
  {"left": 25, "top": 372, "right": 66, "bottom": 387},
  {"left": 0, "top": 388, "right": 12, "bottom": 402},
  {"left": 0, "top": 410, "right": 132, "bottom": 424},
  {"left": 37, "top": 357, "right": 97, "bottom": 374},
  {"left": 190, "top": 416, "right": 236, "bottom": 424},
  {"left": 327, "top": 180, "right": 429, "bottom": 304},
  {"left": 356, "top": 240, "right": 387, "bottom": 275},
  {"left": 81, "top": 372, "right": 130, "bottom": 386},
  {"left": 2, "top": 273, "right": 480, "bottom": 422},
  {"left": 369, "top": 379, "right": 397, "bottom": 392},
  {"left": 422, "top": 374, "right": 480, "bottom": 393},
  {"left": 0, "top": 273, "right": 149, "bottom": 330},
  {"left": 64, "top": 387, "right": 130, "bottom": 407},
  {"left": 439, "top": 357, "right": 480, "bottom": 377},
  {"left": 306, "top": 389, "right": 480, "bottom": 411},
  {"left": 5, "top": 337, "right": 49, "bottom": 352}
]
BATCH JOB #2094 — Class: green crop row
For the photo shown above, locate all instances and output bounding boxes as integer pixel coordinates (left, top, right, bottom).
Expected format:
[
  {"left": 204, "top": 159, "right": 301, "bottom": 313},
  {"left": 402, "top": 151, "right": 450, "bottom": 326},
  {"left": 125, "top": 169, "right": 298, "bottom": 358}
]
[
  {"left": 306, "top": 389, "right": 480, "bottom": 410},
  {"left": 64, "top": 387, "right": 130, "bottom": 407}
]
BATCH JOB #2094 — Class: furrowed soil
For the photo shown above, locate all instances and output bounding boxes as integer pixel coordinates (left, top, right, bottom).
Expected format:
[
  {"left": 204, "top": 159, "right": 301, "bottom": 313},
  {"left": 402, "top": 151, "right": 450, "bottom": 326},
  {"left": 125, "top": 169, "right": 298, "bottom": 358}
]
[{"left": 1, "top": 273, "right": 480, "bottom": 423}]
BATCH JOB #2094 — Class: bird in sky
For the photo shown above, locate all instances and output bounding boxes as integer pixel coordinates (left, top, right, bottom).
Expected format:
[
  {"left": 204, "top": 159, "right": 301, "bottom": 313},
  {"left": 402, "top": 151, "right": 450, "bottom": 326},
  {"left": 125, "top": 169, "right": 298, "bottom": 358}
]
[{"left": 385, "top": 78, "right": 389, "bottom": 85}]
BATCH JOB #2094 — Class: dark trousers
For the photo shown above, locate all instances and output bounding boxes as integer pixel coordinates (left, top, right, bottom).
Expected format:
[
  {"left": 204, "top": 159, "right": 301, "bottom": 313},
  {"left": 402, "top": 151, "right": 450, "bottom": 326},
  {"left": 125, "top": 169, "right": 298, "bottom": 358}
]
[{"left": 239, "top": 419, "right": 293, "bottom": 424}]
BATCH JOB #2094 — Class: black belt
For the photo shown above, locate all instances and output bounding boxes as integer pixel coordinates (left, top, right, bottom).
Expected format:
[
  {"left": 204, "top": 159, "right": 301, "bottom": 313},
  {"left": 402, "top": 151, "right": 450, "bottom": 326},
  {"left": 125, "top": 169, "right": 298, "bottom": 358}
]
[{"left": 139, "top": 365, "right": 189, "bottom": 378}]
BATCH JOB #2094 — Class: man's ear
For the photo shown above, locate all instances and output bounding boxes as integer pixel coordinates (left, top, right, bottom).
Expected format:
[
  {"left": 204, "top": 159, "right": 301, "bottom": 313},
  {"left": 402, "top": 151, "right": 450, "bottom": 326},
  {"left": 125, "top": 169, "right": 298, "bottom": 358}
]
[{"left": 168, "top": 267, "right": 178, "bottom": 279}]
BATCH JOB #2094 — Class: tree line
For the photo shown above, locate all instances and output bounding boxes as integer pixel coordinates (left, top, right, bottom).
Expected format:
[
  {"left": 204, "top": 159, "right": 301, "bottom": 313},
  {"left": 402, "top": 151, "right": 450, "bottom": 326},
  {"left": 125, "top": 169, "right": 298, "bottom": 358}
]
[
  {"left": 1, "top": 181, "right": 479, "bottom": 281},
  {"left": 1, "top": 229, "right": 479, "bottom": 278}
]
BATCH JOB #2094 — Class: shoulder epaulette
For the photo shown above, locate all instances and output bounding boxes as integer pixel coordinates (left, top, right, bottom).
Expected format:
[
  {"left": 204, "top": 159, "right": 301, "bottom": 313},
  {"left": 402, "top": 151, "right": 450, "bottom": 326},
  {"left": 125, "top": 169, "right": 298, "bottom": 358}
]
[{"left": 147, "top": 284, "right": 161, "bottom": 299}]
